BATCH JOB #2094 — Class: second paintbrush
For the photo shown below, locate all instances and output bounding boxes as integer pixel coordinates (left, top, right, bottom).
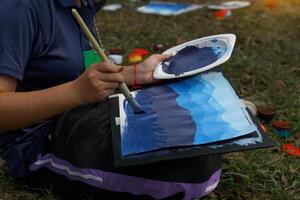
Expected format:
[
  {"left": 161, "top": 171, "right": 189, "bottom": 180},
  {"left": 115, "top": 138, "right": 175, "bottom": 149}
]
[{"left": 71, "top": 9, "right": 144, "bottom": 114}]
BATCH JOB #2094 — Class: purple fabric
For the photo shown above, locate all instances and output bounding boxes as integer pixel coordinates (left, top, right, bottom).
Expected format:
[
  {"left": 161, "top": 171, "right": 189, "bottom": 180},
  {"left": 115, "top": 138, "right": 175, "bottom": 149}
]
[{"left": 30, "top": 154, "right": 221, "bottom": 200}]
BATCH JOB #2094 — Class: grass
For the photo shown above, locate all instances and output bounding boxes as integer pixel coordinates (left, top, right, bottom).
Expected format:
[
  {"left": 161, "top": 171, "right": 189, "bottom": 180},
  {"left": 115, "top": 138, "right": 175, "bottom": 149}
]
[{"left": 1, "top": 0, "right": 300, "bottom": 199}]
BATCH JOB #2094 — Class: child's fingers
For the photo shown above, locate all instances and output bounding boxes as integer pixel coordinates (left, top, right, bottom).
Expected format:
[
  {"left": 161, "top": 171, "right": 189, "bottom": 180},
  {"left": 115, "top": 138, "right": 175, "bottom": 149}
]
[
  {"left": 156, "top": 53, "right": 173, "bottom": 61},
  {"left": 99, "top": 73, "right": 124, "bottom": 83},
  {"left": 92, "top": 62, "right": 124, "bottom": 73}
]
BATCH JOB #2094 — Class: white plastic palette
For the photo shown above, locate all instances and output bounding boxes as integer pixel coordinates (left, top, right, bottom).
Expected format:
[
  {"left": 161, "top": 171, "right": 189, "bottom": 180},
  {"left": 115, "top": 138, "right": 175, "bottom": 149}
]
[
  {"left": 207, "top": 1, "right": 251, "bottom": 10},
  {"left": 153, "top": 34, "right": 236, "bottom": 79}
]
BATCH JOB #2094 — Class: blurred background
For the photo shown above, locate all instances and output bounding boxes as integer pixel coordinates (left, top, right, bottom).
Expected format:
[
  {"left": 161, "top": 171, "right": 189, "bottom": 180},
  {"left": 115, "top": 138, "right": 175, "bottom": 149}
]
[{"left": 0, "top": 0, "right": 299, "bottom": 199}]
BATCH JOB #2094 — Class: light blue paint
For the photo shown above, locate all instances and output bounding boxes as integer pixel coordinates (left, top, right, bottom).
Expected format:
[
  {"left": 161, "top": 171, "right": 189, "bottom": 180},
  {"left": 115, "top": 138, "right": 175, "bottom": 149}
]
[{"left": 169, "top": 73, "right": 253, "bottom": 145}]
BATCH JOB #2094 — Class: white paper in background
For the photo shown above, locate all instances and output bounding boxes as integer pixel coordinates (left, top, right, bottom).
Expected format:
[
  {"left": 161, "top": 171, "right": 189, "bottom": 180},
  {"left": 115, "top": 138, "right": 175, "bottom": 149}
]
[
  {"left": 207, "top": 1, "right": 251, "bottom": 10},
  {"left": 102, "top": 4, "right": 122, "bottom": 11}
]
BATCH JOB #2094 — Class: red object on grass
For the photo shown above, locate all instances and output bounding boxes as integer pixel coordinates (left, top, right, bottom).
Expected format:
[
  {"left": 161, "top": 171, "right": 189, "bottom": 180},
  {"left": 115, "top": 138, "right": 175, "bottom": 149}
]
[
  {"left": 133, "top": 48, "right": 149, "bottom": 57},
  {"left": 213, "top": 9, "right": 230, "bottom": 19},
  {"left": 272, "top": 121, "right": 293, "bottom": 137},
  {"left": 281, "top": 144, "right": 300, "bottom": 157},
  {"left": 272, "top": 121, "right": 292, "bottom": 129}
]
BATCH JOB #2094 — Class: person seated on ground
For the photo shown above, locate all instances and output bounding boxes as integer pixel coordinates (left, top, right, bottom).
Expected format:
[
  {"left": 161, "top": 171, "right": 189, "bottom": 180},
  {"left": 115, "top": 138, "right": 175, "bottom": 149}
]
[{"left": 0, "top": 0, "right": 222, "bottom": 199}]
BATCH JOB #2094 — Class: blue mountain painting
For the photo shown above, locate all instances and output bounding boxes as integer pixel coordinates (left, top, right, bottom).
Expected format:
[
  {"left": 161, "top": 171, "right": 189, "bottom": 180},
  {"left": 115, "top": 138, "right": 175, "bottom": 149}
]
[{"left": 119, "top": 72, "right": 256, "bottom": 156}]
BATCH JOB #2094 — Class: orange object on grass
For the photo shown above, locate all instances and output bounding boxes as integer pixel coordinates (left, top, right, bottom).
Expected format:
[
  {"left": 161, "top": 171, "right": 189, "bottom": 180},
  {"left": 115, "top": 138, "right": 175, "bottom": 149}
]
[
  {"left": 266, "top": 0, "right": 277, "bottom": 9},
  {"left": 128, "top": 53, "right": 142, "bottom": 63},
  {"left": 281, "top": 144, "right": 300, "bottom": 157},
  {"left": 259, "top": 123, "right": 268, "bottom": 133}
]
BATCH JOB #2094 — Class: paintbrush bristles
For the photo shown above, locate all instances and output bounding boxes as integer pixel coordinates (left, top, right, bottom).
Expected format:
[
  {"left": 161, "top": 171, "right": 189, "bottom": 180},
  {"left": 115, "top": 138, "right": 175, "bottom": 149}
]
[{"left": 71, "top": 9, "right": 109, "bottom": 63}]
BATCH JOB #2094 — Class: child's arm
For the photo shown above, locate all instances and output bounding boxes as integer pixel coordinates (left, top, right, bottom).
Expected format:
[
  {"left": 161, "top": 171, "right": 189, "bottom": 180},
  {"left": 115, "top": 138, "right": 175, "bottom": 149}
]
[
  {"left": 0, "top": 63, "right": 123, "bottom": 133},
  {"left": 0, "top": 54, "right": 171, "bottom": 133}
]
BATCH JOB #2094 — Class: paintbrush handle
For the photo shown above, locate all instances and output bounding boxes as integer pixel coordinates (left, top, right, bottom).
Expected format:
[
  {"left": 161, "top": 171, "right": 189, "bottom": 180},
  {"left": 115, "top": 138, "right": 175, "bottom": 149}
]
[
  {"left": 71, "top": 9, "right": 109, "bottom": 63},
  {"left": 72, "top": 9, "right": 131, "bottom": 91},
  {"left": 71, "top": 9, "right": 143, "bottom": 113},
  {"left": 119, "top": 82, "right": 141, "bottom": 106}
]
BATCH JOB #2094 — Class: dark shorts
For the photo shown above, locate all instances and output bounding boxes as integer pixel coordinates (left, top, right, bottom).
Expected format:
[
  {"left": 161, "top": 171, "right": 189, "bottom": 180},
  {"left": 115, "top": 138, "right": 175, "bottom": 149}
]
[{"left": 25, "top": 102, "right": 221, "bottom": 199}]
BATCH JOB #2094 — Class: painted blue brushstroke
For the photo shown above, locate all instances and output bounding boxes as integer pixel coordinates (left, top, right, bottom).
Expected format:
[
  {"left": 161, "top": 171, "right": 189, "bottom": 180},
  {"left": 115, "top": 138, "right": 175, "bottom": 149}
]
[
  {"left": 121, "top": 72, "right": 256, "bottom": 156},
  {"left": 162, "top": 46, "right": 226, "bottom": 76}
]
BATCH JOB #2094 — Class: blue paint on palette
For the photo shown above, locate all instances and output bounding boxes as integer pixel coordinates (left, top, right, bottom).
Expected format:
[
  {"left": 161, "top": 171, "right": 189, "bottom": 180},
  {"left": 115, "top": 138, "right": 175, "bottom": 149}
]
[
  {"left": 120, "top": 72, "right": 256, "bottom": 156},
  {"left": 162, "top": 46, "right": 226, "bottom": 76}
]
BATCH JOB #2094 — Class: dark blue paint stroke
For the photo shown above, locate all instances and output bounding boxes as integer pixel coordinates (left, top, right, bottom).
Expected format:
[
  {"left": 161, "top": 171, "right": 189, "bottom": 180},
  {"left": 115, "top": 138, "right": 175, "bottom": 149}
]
[
  {"left": 162, "top": 46, "right": 225, "bottom": 76},
  {"left": 122, "top": 86, "right": 196, "bottom": 156}
]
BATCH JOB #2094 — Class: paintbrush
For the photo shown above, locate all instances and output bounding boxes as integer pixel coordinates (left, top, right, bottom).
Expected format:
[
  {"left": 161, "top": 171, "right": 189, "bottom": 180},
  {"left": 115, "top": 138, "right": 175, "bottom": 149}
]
[{"left": 71, "top": 9, "right": 144, "bottom": 114}]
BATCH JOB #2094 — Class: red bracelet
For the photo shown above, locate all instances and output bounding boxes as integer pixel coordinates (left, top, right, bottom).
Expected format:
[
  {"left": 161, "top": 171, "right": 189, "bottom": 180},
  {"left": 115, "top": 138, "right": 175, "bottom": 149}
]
[{"left": 132, "top": 64, "right": 141, "bottom": 89}]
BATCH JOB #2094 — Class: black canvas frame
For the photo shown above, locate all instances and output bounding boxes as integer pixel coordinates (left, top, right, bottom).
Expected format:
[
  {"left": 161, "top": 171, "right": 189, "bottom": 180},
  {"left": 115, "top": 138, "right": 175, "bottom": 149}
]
[{"left": 109, "top": 71, "right": 274, "bottom": 167}]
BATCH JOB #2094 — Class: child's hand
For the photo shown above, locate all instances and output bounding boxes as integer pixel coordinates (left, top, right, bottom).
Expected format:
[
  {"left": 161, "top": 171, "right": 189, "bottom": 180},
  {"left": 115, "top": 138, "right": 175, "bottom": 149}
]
[
  {"left": 136, "top": 54, "right": 172, "bottom": 85},
  {"left": 72, "top": 63, "right": 124, "bottom": 104}
]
